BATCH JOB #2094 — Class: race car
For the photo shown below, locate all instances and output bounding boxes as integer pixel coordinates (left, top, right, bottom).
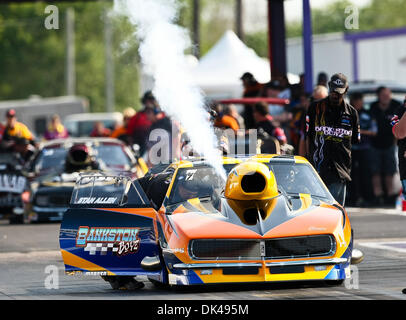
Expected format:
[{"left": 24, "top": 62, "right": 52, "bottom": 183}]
[
  {"left": 59, "top": 154, "right": 359, "bottom": 288},
  {"left": 24, "top": 137, "right": 148, "bottom": 222},
  {"left": 0, "top": 152, "right": 29, "bottom": 224}
]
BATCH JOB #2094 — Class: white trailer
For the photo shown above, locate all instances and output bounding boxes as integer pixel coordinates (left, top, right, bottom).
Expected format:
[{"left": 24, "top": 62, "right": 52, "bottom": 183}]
[{"left": 0, "top": 95, "right": 88, "bottom": 137}]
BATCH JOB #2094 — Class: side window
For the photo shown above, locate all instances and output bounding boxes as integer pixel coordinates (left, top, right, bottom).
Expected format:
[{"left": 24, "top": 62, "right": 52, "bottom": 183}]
[{"left": 71, "top": 175, "right": 149, "bottom": 207}]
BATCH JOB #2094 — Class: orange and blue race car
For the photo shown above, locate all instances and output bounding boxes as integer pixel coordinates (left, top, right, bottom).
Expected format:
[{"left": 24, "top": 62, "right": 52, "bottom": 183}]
[{"left": 59, "top": 154, "right": 360, "bottom": 289}]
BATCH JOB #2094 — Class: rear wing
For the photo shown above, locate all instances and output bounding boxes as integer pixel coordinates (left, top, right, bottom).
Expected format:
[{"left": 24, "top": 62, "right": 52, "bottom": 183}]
[{"left": 70, "top": 174, "right": 150, "bottom": 208}]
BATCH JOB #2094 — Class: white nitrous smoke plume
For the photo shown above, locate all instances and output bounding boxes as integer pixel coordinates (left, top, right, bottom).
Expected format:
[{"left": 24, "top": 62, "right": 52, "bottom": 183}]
[{"left": 114, "top": 0, "right": 226, "bottom": 180}]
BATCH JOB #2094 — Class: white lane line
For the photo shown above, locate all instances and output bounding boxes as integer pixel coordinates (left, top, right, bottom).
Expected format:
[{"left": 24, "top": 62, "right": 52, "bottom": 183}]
[
  {"left": 346, "top": 207, "right": 406, "bottom": 217},
  {"left": 0, "top": 250, "right": 62, "bottom": 261},
  {"left": 358, "top": 240, "right": 406, "bottom": 254}
]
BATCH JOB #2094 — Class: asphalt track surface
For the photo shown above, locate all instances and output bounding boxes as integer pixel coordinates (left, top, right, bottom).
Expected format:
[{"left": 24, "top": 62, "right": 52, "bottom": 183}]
[{"left": 0, "top": 207, "right": 406, "bottom": 301}]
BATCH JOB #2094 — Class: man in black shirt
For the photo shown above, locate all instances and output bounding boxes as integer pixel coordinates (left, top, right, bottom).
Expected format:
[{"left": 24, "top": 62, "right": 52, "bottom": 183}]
[
  {"left": 369, "top": 86, "right": 402, "bottom": 206},
  {"left": 305, "top": 73, "right": 360, "bottom": 206}
]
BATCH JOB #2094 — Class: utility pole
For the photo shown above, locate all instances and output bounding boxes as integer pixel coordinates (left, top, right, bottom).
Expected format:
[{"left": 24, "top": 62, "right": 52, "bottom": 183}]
[
  {"left": 192, "top": 0, "right": 200, "bottom": 58},
  {"left": 236, "top": 0, "right": 244, "bottom": 41},
  {"left": 303, "top": 0, "right": 314, "bottom": 94},
  {"left": 66, "top": 7, "right": 75, "bottom": 96},
  {"left": 104, "top": 8, "right": 115, "bottom": 113}
]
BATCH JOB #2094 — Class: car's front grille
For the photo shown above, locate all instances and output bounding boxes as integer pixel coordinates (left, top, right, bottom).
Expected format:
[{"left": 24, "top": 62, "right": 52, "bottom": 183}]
[
  {"left": 189, "top": 235, "right": 335, "bottom": 260},
  {"left": 189, "top": 239, "right": 260, "bottom": 260},
  {"left": 265, "top": 235, "right": 335, "bottom": 259},
  {"left": 49, "top": 195, "right": 71, "bottom": 207},
  {"left": 35, "top": 194, "right": 71, "bottom": 207}
]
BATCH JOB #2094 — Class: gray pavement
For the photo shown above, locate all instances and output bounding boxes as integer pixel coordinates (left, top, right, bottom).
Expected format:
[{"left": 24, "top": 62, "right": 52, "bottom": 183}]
[{"left": 0, "top": 207, "right": 405, "bottom": 300}]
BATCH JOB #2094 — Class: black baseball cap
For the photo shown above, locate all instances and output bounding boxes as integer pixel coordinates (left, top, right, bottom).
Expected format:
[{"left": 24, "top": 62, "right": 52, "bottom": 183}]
[
  {"left": 240, "top": 72, "right": 254, "bottom": 80},
  {"left": 328, "top": 73, "right": 349, "bottom": 94}
]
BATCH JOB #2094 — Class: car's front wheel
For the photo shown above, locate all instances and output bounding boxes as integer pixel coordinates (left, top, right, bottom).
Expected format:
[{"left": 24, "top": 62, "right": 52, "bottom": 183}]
[{"left": 101, "top": 276, "right": 145, "bottom": 290}]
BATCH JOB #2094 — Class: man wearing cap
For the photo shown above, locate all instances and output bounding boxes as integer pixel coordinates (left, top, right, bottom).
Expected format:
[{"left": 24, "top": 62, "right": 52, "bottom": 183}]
[
  {"left": 2, "top": 109, "right": 34, "bottom": 143},
  {"left": 305, "top": 73, "right": 360, "bottom": 206}
]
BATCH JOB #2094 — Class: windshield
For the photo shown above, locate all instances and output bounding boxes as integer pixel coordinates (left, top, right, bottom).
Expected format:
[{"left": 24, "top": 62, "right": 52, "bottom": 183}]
[
  {"left": 267, "top": 162, "right": 331, "bottom": 199},
  {"left": 167, "top": 161, "right": 332, "bottom": 206},
  {"left": 33, "top": 144, "right": 132, "bottom": 173},
  {"left": 169, "top": 166, "right": 224, "bottom": 205}
]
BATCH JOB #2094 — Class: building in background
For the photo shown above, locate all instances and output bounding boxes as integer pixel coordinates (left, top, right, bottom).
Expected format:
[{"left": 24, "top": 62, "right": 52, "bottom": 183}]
[{"left": 287, "top": 27, "right": 406, "bottom": 86}]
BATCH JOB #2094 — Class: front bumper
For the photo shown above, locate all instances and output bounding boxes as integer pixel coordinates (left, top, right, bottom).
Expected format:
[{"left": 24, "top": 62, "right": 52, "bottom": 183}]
[
  {"left": 28, "top": 206, "right": 69, "bottom": 222},
  {"left": 167, "top": 257, "right": 350, "bottom": 286}
]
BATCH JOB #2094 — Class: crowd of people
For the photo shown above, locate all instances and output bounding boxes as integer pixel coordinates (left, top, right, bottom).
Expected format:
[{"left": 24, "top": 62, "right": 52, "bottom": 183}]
[
  {"left": 1, "top": 70, "right": 404, "bottom": 209},
  {"left": 227, "top": 71, "right": 405, "bottom": 209}
]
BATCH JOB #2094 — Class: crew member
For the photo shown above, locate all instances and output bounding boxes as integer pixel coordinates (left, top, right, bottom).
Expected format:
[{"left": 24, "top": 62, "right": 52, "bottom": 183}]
[
  {"left": 2, "top": 109, "right": 35, "bottom": 143},
  {"left": 0, "top": 109, "right": 36, "bottom": 158},
  {"left": 111, "top": 107, "right": 136, "bottom": 144},
  {"left": 305, "top": 73, "right": 360, "bottom": 206}
]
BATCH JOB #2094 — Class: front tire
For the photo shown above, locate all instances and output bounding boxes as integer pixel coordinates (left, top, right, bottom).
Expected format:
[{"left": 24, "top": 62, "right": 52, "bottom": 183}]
[
  {"left": 148, "top": 277, "right": 169, "bottom": 289},
  {"left": 101, "top": 276, "right": 145, "bottom": 290},
  {"left": 9, "top": 215, "right": 24, "bottom": 224}
]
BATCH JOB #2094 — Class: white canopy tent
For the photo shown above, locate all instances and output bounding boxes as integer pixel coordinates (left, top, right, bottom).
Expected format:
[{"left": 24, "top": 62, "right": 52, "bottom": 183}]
[
  {"left": 191, "top": 30, "right": 299, "bottom": 100},
  {"left": 139, "top": 30, "right": 299, "bottom": 101}
]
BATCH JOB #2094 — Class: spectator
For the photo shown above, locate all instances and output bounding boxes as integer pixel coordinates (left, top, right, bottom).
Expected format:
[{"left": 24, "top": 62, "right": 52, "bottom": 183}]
[
  {"left": 224, "top": 104, "right": 245, "bottom": 130},
  {"left": 263, "top": 80, "right": 283, "bottom": 119},
  {"left": 111, "top": 107, "right": 136, "bottom": 144},
  {"left": 213, "top": 103, "right": 240, "bottom": 133},
  {"left": 347, "top": 92, "right": 377, "bottom": 207},
  {"left": 298, "top": 85, "right": 328, "bottom": 156},
  {"left": 44, "top": 114, "right": 69, "bottom": 140},
  {"left": 290, "top": 92, "right": 310, "bottom": 153},
  {"left": 253, "top": 102, "right": 287, "bottom": 146},
  {"left": 0, "top": 109, "right": 36, "bottom": 159},
  {"left": 369, "top": 86, "right": 402, "bottom": 207},
  {"left": 240, "top": 72, "right": 263, "bottom": 129},
  {"left": 127, "top": 91, "right": 157, "bottom": 155},
  {"left": 278, "top": 74, "right": 292, "bottom": 100},
  {"left": 316, "top": 72, "right": 328, "bottom": 88},
  {"left": 290, "top": 73, "right": 305, "bottom": 104},
  {"left": 90, "top": 121, "right": 111, "bottom": 137},
  {"left": 305, "top": 73, "right": 360, "bottom": 206},
  {"left": 311, "top": 85, "right": 329, "bottom": 102},
  {"left": 391, "top": 95, "right": 406, "bottom": 210},
  {"left": 2, "top": 109, "right": 34, "bottom": 142}
]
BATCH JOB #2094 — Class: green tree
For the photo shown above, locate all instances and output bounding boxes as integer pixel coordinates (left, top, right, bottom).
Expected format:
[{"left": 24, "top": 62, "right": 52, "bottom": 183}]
[{"left": 0, "top": 2, "right": 140, "bottom": 112}]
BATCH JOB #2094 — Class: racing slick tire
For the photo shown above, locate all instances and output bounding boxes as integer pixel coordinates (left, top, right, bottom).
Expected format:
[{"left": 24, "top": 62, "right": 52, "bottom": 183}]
[
  {"left": 101, "top": 276, "right": 145, "bottom": 290},
  {"left": 147, "top": 277, "right": 170, "bottom": 289},
  {"left": 9, "top": 214, "right": 24, "bottom": 225}
]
